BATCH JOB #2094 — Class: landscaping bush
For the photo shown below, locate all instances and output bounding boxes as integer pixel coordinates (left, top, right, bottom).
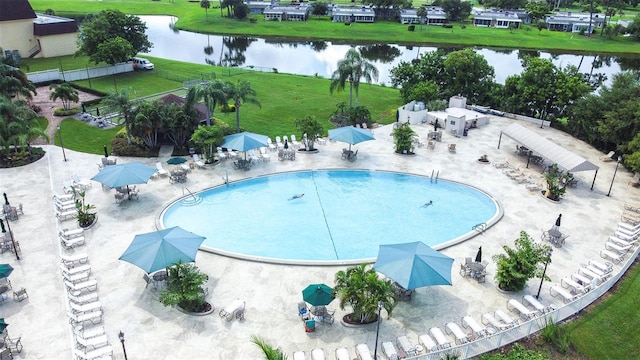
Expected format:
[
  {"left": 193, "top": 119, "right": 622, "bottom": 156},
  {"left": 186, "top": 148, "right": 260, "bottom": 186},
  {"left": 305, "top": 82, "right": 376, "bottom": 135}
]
[
  {"left": 408, "top": 25, "right": 415, "bottom": 31},
  {"left": 219, "top": 103, "right": 236, "bottom": 113},
  {"left": 443, "top": 24, "right": 453, "bottom": 29},
  {"left": 110, "top": 138, "right": 158, "bottom": 157},
  {"left": 0, "top": 146, "right": 45, "bottom": 168},
  {"left": 54, "top": 107, "right": 81, "bottom": 117}
]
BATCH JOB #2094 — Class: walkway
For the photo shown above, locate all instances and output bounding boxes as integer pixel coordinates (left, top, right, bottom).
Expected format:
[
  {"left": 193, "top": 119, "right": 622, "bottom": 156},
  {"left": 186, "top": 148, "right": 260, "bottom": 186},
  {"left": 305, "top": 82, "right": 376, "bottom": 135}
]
[{"left": 0, "top": 115, "right": 638, "bottom": 359}]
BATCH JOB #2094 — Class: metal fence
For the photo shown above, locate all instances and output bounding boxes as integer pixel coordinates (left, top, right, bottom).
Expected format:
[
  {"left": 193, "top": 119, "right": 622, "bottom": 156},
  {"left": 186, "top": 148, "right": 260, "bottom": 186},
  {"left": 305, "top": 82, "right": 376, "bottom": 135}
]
[
  {"left": 407, "top": 246, "right": 639, "bottom": 359},
  {"left": 26, "top": 62, "right": 134, "bottom": 83}
]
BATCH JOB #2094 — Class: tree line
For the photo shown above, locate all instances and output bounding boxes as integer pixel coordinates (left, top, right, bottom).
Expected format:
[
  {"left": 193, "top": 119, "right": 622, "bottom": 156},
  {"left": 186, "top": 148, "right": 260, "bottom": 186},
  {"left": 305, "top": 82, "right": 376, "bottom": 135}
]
[{"left": 389, "top": 48, "right": 640, "bottom": 173}]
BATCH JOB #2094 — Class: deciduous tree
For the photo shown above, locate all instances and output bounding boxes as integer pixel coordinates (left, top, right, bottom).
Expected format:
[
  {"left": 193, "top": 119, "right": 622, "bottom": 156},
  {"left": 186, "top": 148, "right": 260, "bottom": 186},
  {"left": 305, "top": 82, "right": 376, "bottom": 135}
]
[{"left": 440, "top": 0, "right": 472, "bottom": 22}]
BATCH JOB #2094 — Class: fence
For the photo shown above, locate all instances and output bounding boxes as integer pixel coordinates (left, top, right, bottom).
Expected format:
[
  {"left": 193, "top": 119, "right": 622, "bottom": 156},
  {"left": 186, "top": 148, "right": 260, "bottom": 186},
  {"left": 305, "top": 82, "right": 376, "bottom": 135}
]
[
  {"left": 26, "top": 62, "right": 134, "bottom": 83},
  {"left": 406, "top": 245, "right": 639, "bottom": 359}
]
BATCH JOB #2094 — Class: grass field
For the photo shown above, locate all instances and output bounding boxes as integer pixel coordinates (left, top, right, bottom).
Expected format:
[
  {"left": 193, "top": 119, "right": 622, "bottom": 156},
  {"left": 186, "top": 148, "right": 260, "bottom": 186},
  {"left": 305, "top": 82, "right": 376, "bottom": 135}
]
[
  {"left": 30, "top": 55, "right": 402, "bottom": 154},
  {"left": 28, "top": 0, "right": 640, "bottom": 55}
]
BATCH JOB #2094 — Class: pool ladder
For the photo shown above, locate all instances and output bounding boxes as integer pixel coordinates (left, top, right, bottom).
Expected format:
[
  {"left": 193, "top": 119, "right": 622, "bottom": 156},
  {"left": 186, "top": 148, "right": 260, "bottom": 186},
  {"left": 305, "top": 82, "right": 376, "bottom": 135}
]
[
  {"left": 181, "top": 187, "right": 202, "bottom": 206},
  {"left": 430, "top": 170, "right": 439, "bottom": 183},
  {"left": 473, "top": 222, "right": 488, "bottom": 234}
]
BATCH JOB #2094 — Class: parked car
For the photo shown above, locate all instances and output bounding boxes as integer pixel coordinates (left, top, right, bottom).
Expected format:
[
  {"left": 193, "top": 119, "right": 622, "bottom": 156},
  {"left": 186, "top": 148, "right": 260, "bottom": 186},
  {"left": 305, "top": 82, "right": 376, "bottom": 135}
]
[{"left": 131, "top": 57, "right": 154, "bottom": 70}]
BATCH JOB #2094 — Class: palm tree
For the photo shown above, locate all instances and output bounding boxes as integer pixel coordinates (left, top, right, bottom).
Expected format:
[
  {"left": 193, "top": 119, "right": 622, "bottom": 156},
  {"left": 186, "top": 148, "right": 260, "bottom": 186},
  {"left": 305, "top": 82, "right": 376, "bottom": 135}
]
[
  {"left": 334, "top": 264, "right": 396, "bottom": 324},
  {"left": 200, "top": 0, "right": 211, "bottom": 18},
  {"left": 250, "top": 335, "right": 288, "bottom": 360},
  {"left": 102, "top": 89, "right": 135, "bottom": 144},
  {"left": 190, "top": 125, "right": 223, "bottom": 160},
  {"left": 0, "top": 63, "right": 36, "bottom": 100},
  {"left": 294, "top": 116, "right": 323, "bottom": 151},
  {"left": 49, "top": 83, "right": 79, "bottom": 110},
  {"left": 225, "top": 80, "right": 261, "bottom": 132},
  {"left": 417, "top": 6, "right": 428, "bottom": 32},
  {"left": 185, "top": 79, "right": 227, "bottom": 126},
  {"left": 329, "top": 48, "right": 379, "bottom": 108},
  {"left": 0, "top": 97, "right": 47, "bottom": 156}
]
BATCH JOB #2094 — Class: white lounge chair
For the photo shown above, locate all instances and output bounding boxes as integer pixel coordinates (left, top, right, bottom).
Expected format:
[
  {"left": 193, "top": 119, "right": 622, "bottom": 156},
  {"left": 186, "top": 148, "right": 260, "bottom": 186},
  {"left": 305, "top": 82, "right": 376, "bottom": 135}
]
[
  {"left": 61, "top": 253, "right": 89, "bottom": 267},
  {"left": 67, "top": 310, "right": 103, "bottom": 326},
  {"left": 621, "top": 210, "right": 640, "bottom": 225},
  {"left": 73, "top": 324, "right": 104, "bottom": 338},
  {"left": 507, "top": 298, "right": 538, "bottom": 320},
  {"left": 561, "top": 277, "right": 586, "bottom": 294},
  {"left": 605, "top": 241, "right": 631, "bottom": 254},
  {"left": 481, "top": 312, "right": 509, "bottom": 331},
  {"left": 266, "top": 138, "right": 277, "bottom": 151},
  {"left": 462, "top": 315, "right": 487, "bottom": 338},
  {"left": 53, "top": 192, "right": 75, "bottom": 202},
  {"left": 578, "top": 267, "right": 604, "bottom": 285},
  {"left": 60, "top": 263, "right": 91, "bottom": 276},
  {"left": 611, "top": 234, "right": 638, "bottom": 246},
  {"left": 550, "top": 285, "right": 578, "bottom": 303},
  {"left": 219, "top": 299, "right": 245, "bottom": 321},
  {"left": 588, "top": 259, "right": 613, "bottom": 274},
  {"left": 355, "top": 343, "right": 373, "bottom": 360},
  {"left": 155, "top": 162, "right": 168, "bottom": 177},
  {"left": 56, "top": 208, "right": 78, "bottom": 221},
  {"left": 600, "top": 151, "right": 615, "bottom": 162},
  {"left": 291, "top": 134, "right": 301, "bottom": 149},
  {"left": 216, "top": 147, "right": 228, "bottom": 160},
  {"left": 494, "top": 309, "right": 518, "bottom": 328},
  {"left": 72, "top": 344, "right": 113, "bottom": 360},
  {"left": 429, "top": 327, "right": 452, "bottom": 349},
  {"left": 522, "top": 294, "right": 548, "bottom": 314},
  {"left": 60, "top": 235, "right": 85, "bottom": 250},
  {"left": 75, "top": 333, "right": 108, "bottom": 351},
  {"left": 68, "top": 291, "right": 99, "bottom": 305},
  {"left": 63, "top": 270, "right": 91, "bottom": 284},
  {"left": 275, "top": 136, "right": 284, "bottom": 150},
  {"left": 259, "top": 147, "right": 270, "bottom": 161},
  {"left": 310, "top": 348, "right": 325, "bottom": 360},
  {"left": 418, "top": 334, "right": 438, "bottom": 352},
  {"left": 445, "top": 322, "right": 470, "bottom": 345},
  {"left": 618, "top": 221, "right": 640, "bottom": 233},
  {"left": 381, "top": 341, "right": 399, "bottom": 360},
  {"left": 601, "top": 249, "right": 625, "bottom": 263},
  {"left": 193, "top": 154, "right": 206, "bottom": 169},
  {"left": 58, "top": 226, "right": 84, "bottom": 239},
  {"left": 335, "top": 347, "right": 350, "bottom": 360},
  {"left": 396, "top": 335, "right": 417, "bottom": 356},
  {"left": 64, "top": 279, "right": 98, "bottom": 294},
  {"left": 292, "top": 351, "right": 306, "bottom": 360},
  {"left": 571, "top": 272, "right": 595, "bottom": 289},
  {"left": 69, "top": 300, "right": 102, "bottom": 314}
]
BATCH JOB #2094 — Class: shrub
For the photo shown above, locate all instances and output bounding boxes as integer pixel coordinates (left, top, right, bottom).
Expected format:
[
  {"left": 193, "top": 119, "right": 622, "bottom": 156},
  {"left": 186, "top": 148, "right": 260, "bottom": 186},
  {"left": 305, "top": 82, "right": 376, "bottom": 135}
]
[
  {"left": 159, "top": 261, "right": 209, "bottom": 313},
  {"left": 443, "top": 23, "right": 453, "bottom": 28},
  {"left": 493, "top": 231, "right": 552, "bottom": 292},
  {"left": 219, "top": 103, "right": 236, "bottom": 113},
  {"left": 408, "top": 25, "right": 415, "bottom": 31},
  {"left": 54, "top": 107, "right": 81, "bottom": 117},
  {"left": 460, "top": 24, "right": 466, "bottom": 29},
  {"left": 541, "top": 318, "right": 570, "bottom": 354},
  {"left": 110, "top": 138, "right": 157, "bottom": 157}
]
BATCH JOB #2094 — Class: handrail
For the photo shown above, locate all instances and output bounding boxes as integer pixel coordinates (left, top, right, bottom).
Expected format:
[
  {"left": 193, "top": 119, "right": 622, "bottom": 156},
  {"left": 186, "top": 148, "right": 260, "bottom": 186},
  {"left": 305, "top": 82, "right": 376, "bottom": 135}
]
[
  {"left": 435, "top": 170, "right": 439, "bottom": 183},
  {"left": 472, "top": 223, "right": 487, "bottom": 234},
  {"left": 430, "top": 170, "right": 434, "bottom": 183},
  {"left": 182, "top": 187, "right": 198, "bottom": 202}
]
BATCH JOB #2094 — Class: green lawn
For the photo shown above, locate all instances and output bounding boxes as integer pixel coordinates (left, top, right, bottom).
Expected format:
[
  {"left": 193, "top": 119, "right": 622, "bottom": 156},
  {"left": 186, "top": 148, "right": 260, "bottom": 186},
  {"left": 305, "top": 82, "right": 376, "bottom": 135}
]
[
  {"left": 566, "top": 264, "right": 640, "bottom": 359},
  {"left": 28, "top": 0, "right": 640, "bottom": 54},
  {"left": 35, "top": 56, "right": 401, "bottom": 153}
]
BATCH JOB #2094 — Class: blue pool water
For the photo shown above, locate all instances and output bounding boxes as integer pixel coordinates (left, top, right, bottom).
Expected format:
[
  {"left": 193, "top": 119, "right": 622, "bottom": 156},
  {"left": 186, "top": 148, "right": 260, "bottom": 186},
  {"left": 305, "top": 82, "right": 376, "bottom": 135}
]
[{"left": 161, "top": 170, "right": 500, "bottom": 264}]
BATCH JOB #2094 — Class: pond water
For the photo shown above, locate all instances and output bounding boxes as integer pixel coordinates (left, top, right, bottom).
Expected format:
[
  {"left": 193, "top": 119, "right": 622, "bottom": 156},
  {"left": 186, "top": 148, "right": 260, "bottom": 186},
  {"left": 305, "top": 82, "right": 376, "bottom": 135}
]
[{"left": 141, "top": 16, "right": 638, "bottom": 86}]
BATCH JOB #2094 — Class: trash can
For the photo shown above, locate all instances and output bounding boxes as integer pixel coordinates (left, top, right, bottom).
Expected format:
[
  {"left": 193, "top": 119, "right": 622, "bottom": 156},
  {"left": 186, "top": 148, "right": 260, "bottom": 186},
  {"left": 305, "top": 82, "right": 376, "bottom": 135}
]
[{"left": 463, "top": 128, "right": 468, "bottom": 136}]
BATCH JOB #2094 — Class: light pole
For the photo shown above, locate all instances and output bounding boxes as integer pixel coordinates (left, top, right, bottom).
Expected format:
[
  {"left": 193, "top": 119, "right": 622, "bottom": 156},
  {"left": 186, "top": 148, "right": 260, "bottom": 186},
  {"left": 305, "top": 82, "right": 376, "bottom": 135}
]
[
  {"left": 118, "top": 331, "right": 128, "bottom": 360},
  {"left": 373, "top": 301, "right": 383, "bottom": 360},
  {"left": 57, "top": 125, "right": 67, "bottom": 162},
  {"left": 536, "top": 247, "right": 553, "bottom": 299},
  {"left": 607, "top": 156, "right": 622, "bottom": 197}
]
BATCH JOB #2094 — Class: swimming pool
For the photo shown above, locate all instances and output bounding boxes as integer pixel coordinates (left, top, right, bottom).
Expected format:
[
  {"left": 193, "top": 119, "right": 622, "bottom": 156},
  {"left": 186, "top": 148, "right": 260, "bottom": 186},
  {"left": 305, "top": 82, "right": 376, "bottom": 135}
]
[{"left": 161, "top": 170, "right": 501, "bottom": 265}]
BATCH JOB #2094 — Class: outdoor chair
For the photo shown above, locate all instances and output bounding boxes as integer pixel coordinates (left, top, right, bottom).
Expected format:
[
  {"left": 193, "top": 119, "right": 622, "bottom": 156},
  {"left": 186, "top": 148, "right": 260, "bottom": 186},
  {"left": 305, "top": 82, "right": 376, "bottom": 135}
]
[
  {"left": 494, "top": 309, "right": 518, "bottom": 328},
  {"left": 75, "top": 333, "right": 108, "bottom": 351},
  {"left": 382, "top": 341, "right": 399, "bottom": 360},
  {"left": 507, "top": 298, "right": 539, "bottom": 320},
  {"left": 481, "top": 312, "right": 507, "bottom": 331},
  {"left": 427, "top": 140, "right": 435, "bottom": 149},
  {"left": 73, "top": 324, "right": 104, "bottom": 339},
  {"left": 561, "top": 277, "right": 587, "bottom": 294},
  {"left": 69, "top": 300, "right": 103, "bottom": 314},
  {"left": 61, "top": 253, "right": 89, "bottom": 267},
  {"left": 445, "top": 322, "right": 470, "bottom": 345},
  {"left": 12, "top": 288, "right": 27, "bottom": 302},
  {"left": 219, "top": 299, "right": 245, "bottom": 321},
  {"left": 193, "top": 154, "right": 206, "bottom": 169},
  {"left": 310, "top": 348, "right": 325, "bottom": 360},
  {"left": 462, "top": 315, "right": 487, "bottom": 338},
  {"left": 0, "top": 348, "right": 12, "bottom": 360},
  {"left": 5, "top": 336, "right": 21, "bottom": 354},
  {"left": 291, "top": 135, "right": 301, "bottom": 149},
  {"left": 550, "top": 285, "right": 578, "bottom": 303},
  {"left": 588, "top": 260, "right": 613, "bottom": 274},
  {"left": 72, "top": 345, "right": 113, "bottom": 360},
  {"left": 67, "top": 310, "right": 103, "bottom": 326},
  {"left": 155, "top": 162, "right": 168, "bottom": 177},
  {"left": 418, "top": 333, "right": 438, "bottom": 353},
  {"left": 60, "top": 235, "right": 85, "bottom": 250},
  {"left": 448, "top": 143, "right": 456, "bottom": 152},
  {"left": 600, "top": 151, "right": 615, "bottom": 162},
  {"left": 335, "top": 347, "right": 350, "bottom": 360},
  {"left": 429, "top": 327, "right": 451, "bottom": 350},
  {"left": 71, "top": 174, "right": 92, "bottom": 190},
  {"left": 64, "top": 278, "right": 98, "bottom": 294},
  {"left": 605, "top": 241, "right": 631, "bottom": 254},
  {"left": 522, "top": 294, "right": 548, "bottom": 313},
  {"left": 292, "top": 351, "right": 305, "bottom": 360},
  {"left": 259, "top": 147, "right": 270, "bottom": 161},
  {"left": 68, "top": 291, "right": 99, "bottom": 305},
  {"left": 355, "top": 343, "right": 373, "bottom": 360},
  {"left": 143, "top": 274, "right": 156, "bottom": 289},
  {"left": 396, "top": 335, "right": 418, "bottom": 356}
]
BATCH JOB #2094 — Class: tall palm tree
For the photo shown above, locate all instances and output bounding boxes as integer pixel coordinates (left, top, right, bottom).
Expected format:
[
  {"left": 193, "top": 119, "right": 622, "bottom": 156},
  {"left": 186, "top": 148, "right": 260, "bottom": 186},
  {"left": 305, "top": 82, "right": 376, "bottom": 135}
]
[
  {"left": 225, "top": 80, "right": 261, "bottom": 132},
  {"left": 49, "top": 83, "right": 79, "bottom": 110},
  {"left": 0, "top": 63, "right": 36, "bottom": 100},
  {"left": 102, "top": 89, "right": 134, "bottom": 144},
  {"left": 200, "top": 0, "right": 211, "bottom": 18},
  {"left": 417, "top": 6, "right": 428, "bottom": 32},
  {"left": 329, "top": 48, "right": 379, "bottom": 108},
  {"left": 185, "top": 79, "right": 227, "bottom": 126},
  {"left": 250, "top": 335, "right": 287, "bottom": 360}
]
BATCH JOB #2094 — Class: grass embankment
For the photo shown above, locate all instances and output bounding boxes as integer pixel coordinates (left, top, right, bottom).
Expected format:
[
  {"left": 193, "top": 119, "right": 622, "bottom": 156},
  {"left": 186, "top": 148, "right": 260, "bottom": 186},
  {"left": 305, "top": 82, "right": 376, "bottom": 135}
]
[
  {"left": 29, "top": 0, "right": 640, "bottom": 55},
  {"left": 23, "top": 56, "right": 401, "bottom": 154}
]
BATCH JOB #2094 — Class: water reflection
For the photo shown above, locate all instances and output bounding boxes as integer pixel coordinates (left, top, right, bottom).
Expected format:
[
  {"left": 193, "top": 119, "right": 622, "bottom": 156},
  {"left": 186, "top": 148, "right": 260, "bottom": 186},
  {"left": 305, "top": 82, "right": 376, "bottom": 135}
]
[{"left": 141, "top": 15, "right": 632, "bottom": 86}]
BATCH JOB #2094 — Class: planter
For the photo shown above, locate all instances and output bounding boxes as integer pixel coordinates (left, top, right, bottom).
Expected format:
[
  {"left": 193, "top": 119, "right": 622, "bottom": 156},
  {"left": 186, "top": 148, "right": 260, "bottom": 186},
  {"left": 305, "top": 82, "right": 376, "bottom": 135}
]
[
  {"left": 340, "top": 313, "right": 379, "bottom": 328},
  {"left": 78, "top": 214, "right": 98, "bottom": 230},
  {"left": 176, "top": 301, "right": 215, "bottom": 316},
  {"left": 395, "top": 151, "right": 416, "bottom": 156},
  {"left": 539, "top": 190, "right": 561, "bottom": 203},
  {"left": 477, "top": 159, "right": 490, "bottom": 164},
  {"left": 297, "top": 148, "right": 319, "bottom": 154}
]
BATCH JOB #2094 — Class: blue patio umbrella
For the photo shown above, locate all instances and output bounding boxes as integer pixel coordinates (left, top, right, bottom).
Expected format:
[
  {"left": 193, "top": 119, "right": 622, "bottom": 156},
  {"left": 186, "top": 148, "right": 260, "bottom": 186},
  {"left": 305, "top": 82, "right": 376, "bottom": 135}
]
[
  {"left": 119, "top": 226, "right": 206, "bottom": 274},
  {"left": 221, "top": 132, "right": 269, "bottom": 160},
  {"left": 374, "top": 241, "right": 454, "bottom": 290},
  {"left": 328, "top": 126, "right": 375, "bottom": 151},
  {"left": 91, "top": 162, "right": 157, "bottom": 189},
  {"left": 0, "top": 264, "right": 13, "bottom": 279},
  {"left": 0, "top": 318, "right": 8, "bottom": 333}
]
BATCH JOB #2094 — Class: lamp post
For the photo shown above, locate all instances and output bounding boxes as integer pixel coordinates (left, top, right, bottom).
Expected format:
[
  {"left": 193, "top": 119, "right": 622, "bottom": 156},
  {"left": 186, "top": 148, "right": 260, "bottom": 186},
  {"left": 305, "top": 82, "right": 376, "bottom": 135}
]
[
  {"left": 373, "top": 301, "right": 383, "bottom": 360},
  {"left": 57, "top": 125, "right": 67, "bottom": 162},
  {"left": 118, "top": 331, "right": 128, "bottom": 360},
  {"left": 536, "top": 248, "right": 553, "bottom": 299},
  {"left": 607, "top": 156, "right": 622, "bottom": 197}
]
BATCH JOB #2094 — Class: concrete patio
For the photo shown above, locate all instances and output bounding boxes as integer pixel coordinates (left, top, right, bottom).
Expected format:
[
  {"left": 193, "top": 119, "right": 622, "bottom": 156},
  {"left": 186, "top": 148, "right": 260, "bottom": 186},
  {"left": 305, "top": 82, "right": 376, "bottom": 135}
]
[{"left": 0, "top": 115, "right": 638, "bottom": 359}]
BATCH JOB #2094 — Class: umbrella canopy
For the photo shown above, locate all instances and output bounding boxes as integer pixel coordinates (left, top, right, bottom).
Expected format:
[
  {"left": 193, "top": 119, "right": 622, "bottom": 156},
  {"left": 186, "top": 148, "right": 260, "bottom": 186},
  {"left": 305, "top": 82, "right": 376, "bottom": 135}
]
[
  {"left": 167, "top": 157, "right": 187, "bottom": 165},
  {"left": 475, "top": 247, "right": 482, "bottom": 263},
  {"left": 0, "top": 264, "right": 13, "bottom": 279},
  {"left": 0, "top": 318, "right": 8, "bottom": 333},
  {"left": 119, "top": 226, "right": 206, "bottom": 274},
  {"left": 328, "top": 126, "right": 375, "bottom": 151},
  {"left": 103, "top": 145, "right": 109, "bottom": 158},
  {"left": 221, "top": 132, "right": 269, "bottom": 152},
  {"left": 555, "top": 214, "right": 562, "bottom": 227},
  {"left": 374, "top": 241, "right": 454, "bottom": 290},
  {"left": 91, "top": 162, "right": 157, "bottom": 189},
  {"left": 302, "top": 284, "right": 334, "bottom": 306}
]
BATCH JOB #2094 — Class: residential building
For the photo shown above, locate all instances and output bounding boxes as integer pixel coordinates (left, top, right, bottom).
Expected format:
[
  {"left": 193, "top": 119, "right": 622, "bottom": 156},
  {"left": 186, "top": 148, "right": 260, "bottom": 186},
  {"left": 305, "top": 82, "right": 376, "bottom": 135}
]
[
  {"left": 399, "top": 7, "right": 448, "bottom": 25},
  {"left": 0, "top": 0, "right": 78, "bottom": 59},
  {"left": 264, "top": 3, "right": 311, "bottom": 21},
  {"left": 545, "top": 12, "right": 606, "bottom": 33},
  {"left": 246, "top": 1, "right": 273, "bottom": 15},
  {"left": 472, "top": 10, "right": 522, "bottom": 29},
  {"left": 331, "top": 6, "right": 376, "bottom": 23}
]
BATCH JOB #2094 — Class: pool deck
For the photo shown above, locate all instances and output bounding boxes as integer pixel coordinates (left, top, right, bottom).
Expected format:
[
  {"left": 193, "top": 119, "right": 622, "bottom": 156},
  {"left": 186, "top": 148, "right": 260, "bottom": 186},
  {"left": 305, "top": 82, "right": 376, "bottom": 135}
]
[{"left": 1, "top": 116, "right": 639, "bottom": 359}]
